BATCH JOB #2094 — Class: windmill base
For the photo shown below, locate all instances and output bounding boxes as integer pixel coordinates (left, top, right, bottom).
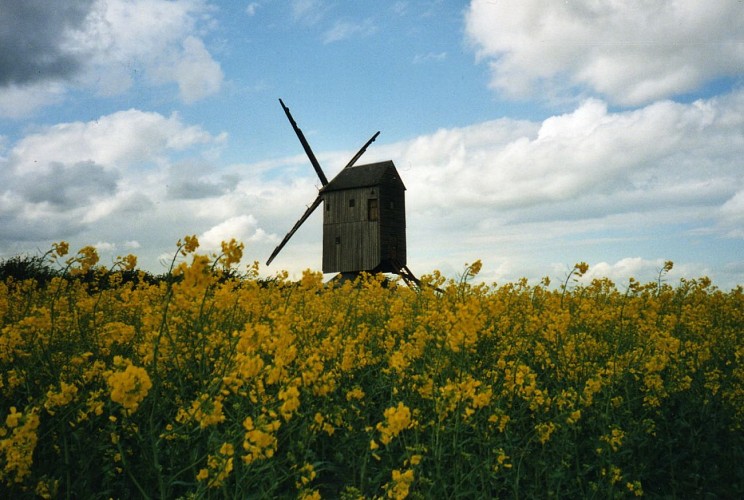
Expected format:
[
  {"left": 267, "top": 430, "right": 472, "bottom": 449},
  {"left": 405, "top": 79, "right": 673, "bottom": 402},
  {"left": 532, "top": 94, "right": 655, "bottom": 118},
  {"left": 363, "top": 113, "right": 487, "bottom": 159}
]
[{"left": 327, "top": 261, "right": 437, "bottom": 292}]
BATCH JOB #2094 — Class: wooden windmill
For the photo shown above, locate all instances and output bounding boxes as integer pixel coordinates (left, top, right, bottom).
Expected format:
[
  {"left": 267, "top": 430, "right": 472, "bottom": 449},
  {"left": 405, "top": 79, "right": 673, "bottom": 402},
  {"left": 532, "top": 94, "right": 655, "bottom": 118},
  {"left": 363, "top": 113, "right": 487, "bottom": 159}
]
[{"left": 266, "top": 99, "right": 421, "bottom": 286}]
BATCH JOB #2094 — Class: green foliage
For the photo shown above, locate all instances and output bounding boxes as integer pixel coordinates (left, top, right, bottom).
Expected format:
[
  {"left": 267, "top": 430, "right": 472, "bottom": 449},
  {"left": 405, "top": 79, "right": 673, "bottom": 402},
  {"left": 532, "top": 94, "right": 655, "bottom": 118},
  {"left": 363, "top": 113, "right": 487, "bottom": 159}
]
[{"left": 0, "top": 255, "right": 60, "bottom": 285}]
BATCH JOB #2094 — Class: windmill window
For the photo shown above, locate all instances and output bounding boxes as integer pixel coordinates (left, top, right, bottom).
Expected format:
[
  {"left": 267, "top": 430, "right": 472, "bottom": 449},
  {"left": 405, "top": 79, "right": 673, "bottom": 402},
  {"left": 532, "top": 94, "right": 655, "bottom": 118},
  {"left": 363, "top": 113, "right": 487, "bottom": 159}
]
[
  {"left": 349, "top": 198, "right": 355, "bottom": 208},
  {"left": 335, "top": 236, "right": 341, "bottom": 244},
  {"left": 368, "top": 198, "right": 379, "bottom": 221},
  {"left": 326, "top": 203, "right": 330, "bottom": 211}
]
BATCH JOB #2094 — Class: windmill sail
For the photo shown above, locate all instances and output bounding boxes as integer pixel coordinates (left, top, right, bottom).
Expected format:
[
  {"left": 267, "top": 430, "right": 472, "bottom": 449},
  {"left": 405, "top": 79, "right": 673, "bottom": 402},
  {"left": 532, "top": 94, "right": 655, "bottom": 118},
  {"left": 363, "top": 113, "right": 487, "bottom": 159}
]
[
  {"left": 342, "top": 131, "right": 380, "bottom": 171},
  {"left": 265, "top": 196, "right": 322, "bottom": 266},
  {"left": 267, "top": 100, "right": 382, "bottom": 268},
  {"left": 279, "top": 99, "right": 329, "bottom": 186}
]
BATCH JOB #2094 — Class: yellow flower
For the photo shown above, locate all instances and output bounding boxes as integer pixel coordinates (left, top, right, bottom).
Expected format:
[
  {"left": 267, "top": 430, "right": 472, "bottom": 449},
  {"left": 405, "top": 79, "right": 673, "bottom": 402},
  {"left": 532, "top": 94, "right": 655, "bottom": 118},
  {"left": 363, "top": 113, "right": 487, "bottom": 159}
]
[
  {"left": 535, "top": 422, "right": 556, "bottom": 444},
  {"left": 295, "top": 463, "right": 317, "bottom": 489},
  {"left": 279, "top": 385, "right": 301, "bottom": 421},
  {"left": 219, "top": 238, "right": 244, "bottom": 267},
  {"left": 0, "top": 406, "right": 40, "bottom": 484},
  {"left": 242, "top": 416, "right": 281, "bottom": 464},
  {"left": 196, "top": 468, "right": 209, "bottom": 481},
  {"left": 493, "top": 448, "right": 512, "bottom": 472},
  {"left": 52, "top": 241, "right": 69, "bottom": 258},
  {"left": 44, "top": 381, "right": 79, "bottom": 415},
  {"left": 346, "top": 387, "right": 366, "bottom": 401},
  {"left": 71, "top": 246, "right": 100, "bottom": 273},
  {"left": 178, "top": 235, "right": 199, "bottom": 255},
  {"left": 5, "top": 407, "right": 21, "bottom": 428},
  {"left": 35, "top": 478, "right": 59, "bottom": 499},
  {"left": 626, "top": 480, "right": 644, "bottom": 496},
  {"left": 386, "top": 468, "right": 415, "bottom": 499},
  {"left": 566, "top": 409, "right": 582, "bottom": 425},
  {"left": 377, "top": 402, "right": 415, "bottom": 445},
  {"left": 179, "top": 394, "right": 226, "bottom": 429},
  {"left": 601, "top": 427, "right": 625, "bottom": 452},
  {"left": 106, "top": 361, "right": 152, "bottom": 413}
]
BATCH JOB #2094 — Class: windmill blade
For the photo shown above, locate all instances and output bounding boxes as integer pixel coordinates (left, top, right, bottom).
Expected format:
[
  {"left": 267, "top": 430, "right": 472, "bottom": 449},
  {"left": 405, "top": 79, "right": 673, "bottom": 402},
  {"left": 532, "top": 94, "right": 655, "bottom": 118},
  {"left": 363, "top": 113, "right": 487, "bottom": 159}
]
[
  {"left": 342, "top": 131, "right": 380, "bottom": 171},
  {"left": 279, "top": 99, "right": 329, "bottom": 186},
  {"left": 266, "top": 196, "right": 323, "bottom": 266}
]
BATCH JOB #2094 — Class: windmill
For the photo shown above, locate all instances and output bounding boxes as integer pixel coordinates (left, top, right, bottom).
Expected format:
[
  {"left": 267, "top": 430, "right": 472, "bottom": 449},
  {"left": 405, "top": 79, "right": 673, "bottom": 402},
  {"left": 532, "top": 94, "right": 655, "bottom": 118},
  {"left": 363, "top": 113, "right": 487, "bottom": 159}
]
[{"left": 266, "top": 99, "right": 422, "bottom": 287}]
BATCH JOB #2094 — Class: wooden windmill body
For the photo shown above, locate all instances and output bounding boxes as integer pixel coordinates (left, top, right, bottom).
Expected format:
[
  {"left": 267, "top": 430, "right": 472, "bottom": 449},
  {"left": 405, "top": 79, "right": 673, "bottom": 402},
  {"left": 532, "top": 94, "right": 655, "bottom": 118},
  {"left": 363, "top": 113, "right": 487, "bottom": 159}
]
[
  {"left": 266, "top": 99, "right": 420, "bottom": 286},
  {"left": 321, "top": 161, "right": 406, "bottom": 273}
]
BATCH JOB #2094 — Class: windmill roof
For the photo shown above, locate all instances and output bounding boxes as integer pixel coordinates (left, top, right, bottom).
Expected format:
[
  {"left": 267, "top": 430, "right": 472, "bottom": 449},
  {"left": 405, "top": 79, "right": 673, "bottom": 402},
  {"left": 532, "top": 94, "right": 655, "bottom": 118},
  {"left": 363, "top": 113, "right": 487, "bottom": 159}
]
[{"left": 321, "top": 160, "right": 406, "bottom": 193}]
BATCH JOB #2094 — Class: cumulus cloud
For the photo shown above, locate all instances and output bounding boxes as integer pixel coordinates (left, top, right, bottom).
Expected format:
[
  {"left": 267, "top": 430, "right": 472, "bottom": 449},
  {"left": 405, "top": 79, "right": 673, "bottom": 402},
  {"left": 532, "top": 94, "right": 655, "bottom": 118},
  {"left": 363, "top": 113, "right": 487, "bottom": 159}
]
[
  {"left": 342, "top": 89, "right": 744, "bottom": 288},
  {"left": 2, "top": 86, "right": 741, "bottom": 287},
  {"left": 0, "top": 0, "right": 94, "bottom": 86},
  {"left": 199, "top": 215, "right": 274, "bottom": 252},
  {"left": 0, "top": 83, "right": 70, "bottom": 119},
  {"left": 8, "top": 109, "right": 218, "bottom": 176},
  {"left": 465, "top": 0, "right": 744, "bottom": 105},
  {"left": 250, "top": 90, "right": 742, "bottom": 286},
  {"left": 153, "top": 36, "right": 224, "bottom": 103},
  {"left": 18, "top": 161, "right": 118, "bottom": 208},
  {"left": 0, "top": 0, "right": 222, "bottom": 116},
  {"left": 580, "top": 258, "right": 709, "bottom": 288},
  {"left": 396, "top": 92, "right": 744, "bottom": 221},
  {"left": 0, "top": 109, "right": 224, "bottom": 244},
  {"left": 719, "top": 191, "right": 744, "bottom": 238}
]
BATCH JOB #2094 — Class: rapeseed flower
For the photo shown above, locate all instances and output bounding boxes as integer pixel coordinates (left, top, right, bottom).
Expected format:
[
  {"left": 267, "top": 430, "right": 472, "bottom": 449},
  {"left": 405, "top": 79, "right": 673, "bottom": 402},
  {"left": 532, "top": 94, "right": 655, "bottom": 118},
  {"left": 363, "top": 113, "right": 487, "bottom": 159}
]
[
  {"left": 1, "top": 239, "right": 741, "bottom": 497},
  {"left": 385, "top": 468, "right": 415, "bottom": 499},
  {"left": 377, "top": 402, "right": 415, "bottom": 445},
  {"left": 106, "top": 358, "right": 152, "bottom": 413},
  {"left": 0, "top": 407, "right": 40, "bottom": 484}
]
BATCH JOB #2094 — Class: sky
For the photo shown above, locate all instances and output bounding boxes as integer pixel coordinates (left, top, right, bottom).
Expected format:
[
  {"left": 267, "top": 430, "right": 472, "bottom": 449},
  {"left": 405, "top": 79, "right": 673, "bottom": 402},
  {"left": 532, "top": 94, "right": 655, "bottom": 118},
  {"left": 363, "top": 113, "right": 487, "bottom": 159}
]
[{"left": 1, "top": 0, "right": 743, "bottom": 289}]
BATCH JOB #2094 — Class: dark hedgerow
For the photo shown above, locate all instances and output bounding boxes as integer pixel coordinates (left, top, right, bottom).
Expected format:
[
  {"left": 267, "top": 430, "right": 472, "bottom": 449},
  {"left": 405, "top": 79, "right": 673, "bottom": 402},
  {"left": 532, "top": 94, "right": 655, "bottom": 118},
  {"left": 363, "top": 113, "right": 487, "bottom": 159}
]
[{"left": 0, "top": 255, "right": 61, "bottom": 285}]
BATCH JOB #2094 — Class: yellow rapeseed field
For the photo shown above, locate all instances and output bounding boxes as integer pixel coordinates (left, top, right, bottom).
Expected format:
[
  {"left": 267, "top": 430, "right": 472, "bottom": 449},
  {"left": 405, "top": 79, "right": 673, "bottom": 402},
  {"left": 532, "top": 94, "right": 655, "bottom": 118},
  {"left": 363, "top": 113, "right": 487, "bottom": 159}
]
[{"left": 1, "top": 238, "right": 742, "bottom": 498}]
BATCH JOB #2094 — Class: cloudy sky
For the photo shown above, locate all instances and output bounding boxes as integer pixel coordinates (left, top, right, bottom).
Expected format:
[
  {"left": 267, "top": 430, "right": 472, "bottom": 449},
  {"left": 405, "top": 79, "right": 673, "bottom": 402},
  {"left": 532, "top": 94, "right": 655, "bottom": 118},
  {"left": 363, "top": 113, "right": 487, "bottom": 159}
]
[{"left": 1, "top": 0, "right": 743, "bottom": 288}]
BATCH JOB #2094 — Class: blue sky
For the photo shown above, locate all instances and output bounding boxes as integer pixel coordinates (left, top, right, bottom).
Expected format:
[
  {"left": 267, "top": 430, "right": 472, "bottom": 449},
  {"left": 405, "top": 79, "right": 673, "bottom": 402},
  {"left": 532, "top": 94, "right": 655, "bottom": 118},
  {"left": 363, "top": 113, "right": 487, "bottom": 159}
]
[{"left": 1, "top": 0, "right": 743, "bottom": 289}]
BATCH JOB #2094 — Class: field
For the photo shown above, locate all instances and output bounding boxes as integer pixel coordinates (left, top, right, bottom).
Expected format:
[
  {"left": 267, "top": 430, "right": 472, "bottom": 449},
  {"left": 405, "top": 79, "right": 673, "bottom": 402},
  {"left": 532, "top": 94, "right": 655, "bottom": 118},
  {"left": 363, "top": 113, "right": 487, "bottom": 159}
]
[{"left": 1, "top": 238, "right": 743, "bottom": 498}]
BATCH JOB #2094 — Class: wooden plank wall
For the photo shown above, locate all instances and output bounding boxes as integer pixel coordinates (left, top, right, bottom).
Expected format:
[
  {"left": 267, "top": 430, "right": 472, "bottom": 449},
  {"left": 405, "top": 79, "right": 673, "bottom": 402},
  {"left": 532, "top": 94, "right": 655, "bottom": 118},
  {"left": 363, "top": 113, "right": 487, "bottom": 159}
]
[
  {"left": 322, "top": 187, "right": 380, "bottom": 272},
  {"left": 379, "top": 181, "right": 406, "bottom": 268},
  {"left": 321, "top": 178, "right": 407, "bottom": 273}
]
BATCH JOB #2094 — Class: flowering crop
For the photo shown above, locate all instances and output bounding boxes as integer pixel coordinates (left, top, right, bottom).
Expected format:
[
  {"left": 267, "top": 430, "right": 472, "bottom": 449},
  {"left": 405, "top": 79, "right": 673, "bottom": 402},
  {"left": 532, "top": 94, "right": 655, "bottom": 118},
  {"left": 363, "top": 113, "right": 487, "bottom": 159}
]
[{"left": 0, "top": 240, "right": 742, "bottom": 498}]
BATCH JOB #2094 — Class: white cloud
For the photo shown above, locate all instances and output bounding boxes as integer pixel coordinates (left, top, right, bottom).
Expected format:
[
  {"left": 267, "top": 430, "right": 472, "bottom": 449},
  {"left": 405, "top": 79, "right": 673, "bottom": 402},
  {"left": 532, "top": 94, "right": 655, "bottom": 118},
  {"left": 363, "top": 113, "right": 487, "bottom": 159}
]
[
  {"left": 291, "top": 0, "right": 326, "bottom": 25},
  {"left": 465, "top": 0, "right": 744, "bottom": 105},
  {"left": 199, "top": 215, "right": 273, "bottom": 253},
  {"left": 94, "top": 241, "right": 116, "bottom": 252},
  {"left": 250, "top": 91, "right": 743, "bottom": 287},
  {"left": 394, "top": 92, "right": 744, "bottom": 220},
  {"left": 0, "top": 0, "right": 222, "bottom": 116},
  {"left": 350, "top": 90, "right": 744, "bottom": 288},
  {"left": 0, "top": 82, "right": 68, "bottom": 118},
  {"left": 0, "top": 109, "right": 225, "bottom": 249},
  {"left": 719, "top": 190, "right": 744, "bottom": 238},
  {"left": 413, "top": 51, "right": 447, "bottom": 64},
  {"left": 2, "top": 87, "right": 742, "bottom": 288},
  {"left": 155, "top": 36, "right": 224, "bottom": 103},
  {"left": 80, "top": 0, "right": 223, "bottom": 101},
  {"left": 245, "top": 2, "right": 259, "bottom": 16},
  {"left": 8, "top": 109, "right": 217, "bottom": 175},
  {"left": 323, "top": 18, "right": 377, "bottom": 44},
  {"left": 581, "top": 258, "right": 710, "bottom": 289}
]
